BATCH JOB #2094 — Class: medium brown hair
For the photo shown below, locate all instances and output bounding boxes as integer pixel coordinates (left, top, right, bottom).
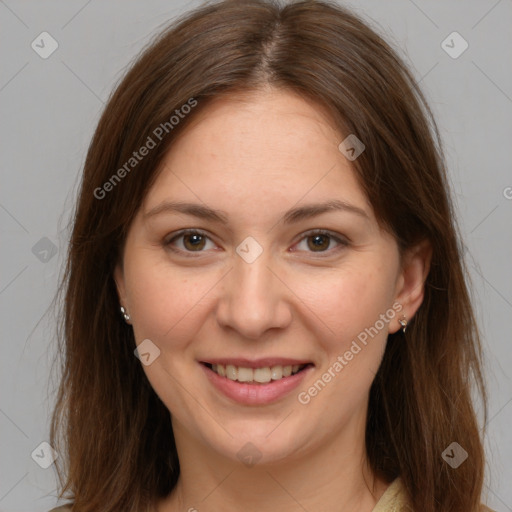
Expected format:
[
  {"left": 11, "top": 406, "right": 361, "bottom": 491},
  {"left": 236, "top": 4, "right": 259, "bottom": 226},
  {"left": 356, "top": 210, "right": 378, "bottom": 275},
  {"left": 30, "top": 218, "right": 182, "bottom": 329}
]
[{"left": 51, "top": 1, "right": 488, "bottom": 511}]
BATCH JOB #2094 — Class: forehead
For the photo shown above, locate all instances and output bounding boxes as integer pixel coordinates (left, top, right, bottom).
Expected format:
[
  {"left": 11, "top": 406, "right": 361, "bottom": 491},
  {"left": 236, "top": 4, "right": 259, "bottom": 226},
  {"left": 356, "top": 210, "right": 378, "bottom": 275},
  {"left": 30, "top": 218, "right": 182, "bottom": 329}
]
[
  {"left": 172, "top": 87, "right": 342, "bottom": 152},
  {"left": 142, "top": 88, "right": 372, "bottom": 221}
]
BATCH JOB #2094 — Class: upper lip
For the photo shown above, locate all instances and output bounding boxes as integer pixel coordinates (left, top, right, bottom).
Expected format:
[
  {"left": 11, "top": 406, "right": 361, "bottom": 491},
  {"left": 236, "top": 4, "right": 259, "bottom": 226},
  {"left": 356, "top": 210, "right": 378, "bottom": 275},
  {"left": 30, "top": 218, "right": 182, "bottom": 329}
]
[{"left": 201, "top": 358, "right": 313, "bottom": 368}]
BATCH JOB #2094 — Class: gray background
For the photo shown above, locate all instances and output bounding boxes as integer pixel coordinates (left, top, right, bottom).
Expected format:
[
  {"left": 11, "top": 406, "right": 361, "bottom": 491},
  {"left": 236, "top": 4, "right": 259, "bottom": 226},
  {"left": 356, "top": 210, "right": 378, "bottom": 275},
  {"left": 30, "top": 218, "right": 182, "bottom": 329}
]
[{"left": 1, "top": 1, "right": 511, "bottom": 511}]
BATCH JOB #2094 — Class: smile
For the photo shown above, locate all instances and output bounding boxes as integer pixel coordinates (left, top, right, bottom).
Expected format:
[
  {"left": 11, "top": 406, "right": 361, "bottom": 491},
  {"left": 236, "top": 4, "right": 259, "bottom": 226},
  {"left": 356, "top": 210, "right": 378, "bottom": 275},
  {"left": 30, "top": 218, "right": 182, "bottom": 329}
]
[
  {"left": 205, "top": 363, "right": 309, "bottom": 384},
  {"left": 200, "top": 359, "right": 314, "bottom": 405}
]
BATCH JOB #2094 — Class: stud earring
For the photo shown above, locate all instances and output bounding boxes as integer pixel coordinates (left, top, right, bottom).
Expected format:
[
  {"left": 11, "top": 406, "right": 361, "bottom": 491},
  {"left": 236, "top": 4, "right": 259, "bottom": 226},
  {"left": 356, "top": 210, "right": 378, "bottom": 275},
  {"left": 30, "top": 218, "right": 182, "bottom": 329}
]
[
  {"left": 398, "top": 315, "right": 408, "bottom": 333},
  {"left": 120, "top": 306, "right": 131, "bottom": 323}
]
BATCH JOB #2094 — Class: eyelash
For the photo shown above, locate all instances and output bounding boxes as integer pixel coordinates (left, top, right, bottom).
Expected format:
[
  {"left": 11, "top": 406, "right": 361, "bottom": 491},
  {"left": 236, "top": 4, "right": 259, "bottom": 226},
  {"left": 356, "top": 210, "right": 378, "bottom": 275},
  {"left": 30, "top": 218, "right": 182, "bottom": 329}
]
[{"left": 164, "top": 228, "right": 349, "bottom": 258}]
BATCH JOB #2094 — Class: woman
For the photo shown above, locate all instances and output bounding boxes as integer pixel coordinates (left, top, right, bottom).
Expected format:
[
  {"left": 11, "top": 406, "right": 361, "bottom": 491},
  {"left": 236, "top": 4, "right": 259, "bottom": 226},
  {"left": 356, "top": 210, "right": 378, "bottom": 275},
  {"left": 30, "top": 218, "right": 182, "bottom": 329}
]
[{"left": 49, "top": 0, "right": 493, "bottom": 511}]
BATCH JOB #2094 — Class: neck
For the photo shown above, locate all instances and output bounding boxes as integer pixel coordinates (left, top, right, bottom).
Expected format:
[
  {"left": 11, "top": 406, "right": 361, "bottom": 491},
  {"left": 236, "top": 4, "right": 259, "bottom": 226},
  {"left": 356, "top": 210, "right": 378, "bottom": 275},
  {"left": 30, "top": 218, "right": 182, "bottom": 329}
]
[{"left": 158, "top": 415, "right": 390, "bottom": 512}]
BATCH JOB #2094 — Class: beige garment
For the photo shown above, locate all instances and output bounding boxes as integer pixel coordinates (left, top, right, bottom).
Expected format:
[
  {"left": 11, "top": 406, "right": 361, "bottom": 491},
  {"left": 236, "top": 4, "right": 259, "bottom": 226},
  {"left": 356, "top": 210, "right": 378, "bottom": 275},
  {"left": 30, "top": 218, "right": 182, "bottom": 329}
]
[
  {"left": 371, "top": 477, "right": 496, "bottom": 512},
  {"left": 48, "top": 478, "right": 496, "bottom": 512},
  {"left": 371, "top": 477, "right": 409, "bottom": 511}
]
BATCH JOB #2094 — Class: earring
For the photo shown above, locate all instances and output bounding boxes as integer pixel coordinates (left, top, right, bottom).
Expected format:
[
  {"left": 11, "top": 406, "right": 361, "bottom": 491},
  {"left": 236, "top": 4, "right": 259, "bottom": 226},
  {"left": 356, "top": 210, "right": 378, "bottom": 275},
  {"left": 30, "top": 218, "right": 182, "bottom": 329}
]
[
  {"left": 398, "top": 315, "right": 408, "bottom": 333},
  {"left": 120, "top": 306, "right": 131, "bottom": 323}
]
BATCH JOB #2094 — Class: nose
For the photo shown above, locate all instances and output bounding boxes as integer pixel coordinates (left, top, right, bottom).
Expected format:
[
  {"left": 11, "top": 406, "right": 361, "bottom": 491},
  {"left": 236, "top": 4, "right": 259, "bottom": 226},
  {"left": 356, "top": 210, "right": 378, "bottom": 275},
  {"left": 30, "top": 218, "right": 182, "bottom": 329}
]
[{"left": 215, "top": 248, "right": 293, "bottom": 340}]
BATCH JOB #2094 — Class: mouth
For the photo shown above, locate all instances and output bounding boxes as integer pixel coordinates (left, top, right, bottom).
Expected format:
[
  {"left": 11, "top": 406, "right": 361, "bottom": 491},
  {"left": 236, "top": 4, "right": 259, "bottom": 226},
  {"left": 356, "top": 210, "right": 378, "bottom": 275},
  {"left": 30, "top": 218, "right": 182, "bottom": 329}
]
[
  {"left": 199, "top": 358, "right": 315, "bottom": 404},
  {"left": 202, "top": 362, "right": 312, "bottom": 384}
]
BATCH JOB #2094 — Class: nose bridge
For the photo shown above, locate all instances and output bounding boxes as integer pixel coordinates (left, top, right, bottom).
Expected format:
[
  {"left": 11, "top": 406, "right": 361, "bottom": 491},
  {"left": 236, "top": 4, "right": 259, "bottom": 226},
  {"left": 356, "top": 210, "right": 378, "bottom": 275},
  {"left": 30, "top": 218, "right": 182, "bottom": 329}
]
[{"left": 216, "top": 243, "right": 290, "bottom": 339}]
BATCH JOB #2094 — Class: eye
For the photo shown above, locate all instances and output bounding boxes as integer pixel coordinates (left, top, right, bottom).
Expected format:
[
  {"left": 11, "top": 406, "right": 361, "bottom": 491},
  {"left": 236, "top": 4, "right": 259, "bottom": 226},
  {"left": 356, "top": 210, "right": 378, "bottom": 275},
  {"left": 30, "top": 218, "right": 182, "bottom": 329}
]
[
  {"left": 164, "top": 229, "right": 216, "bottom": 254},
  {"left": 164, "top": 228, "right": 349, "bottom": 257},
  {"left": 292, "top": 229, "right": 348, "bottom": 255}
]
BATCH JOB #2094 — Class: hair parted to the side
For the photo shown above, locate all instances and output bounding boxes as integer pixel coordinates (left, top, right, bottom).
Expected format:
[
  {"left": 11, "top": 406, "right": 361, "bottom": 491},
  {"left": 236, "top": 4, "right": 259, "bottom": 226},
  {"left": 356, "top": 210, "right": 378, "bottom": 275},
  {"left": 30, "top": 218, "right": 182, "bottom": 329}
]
[{"left": 50, "top": 1, "right": 488, "bottom": 511}]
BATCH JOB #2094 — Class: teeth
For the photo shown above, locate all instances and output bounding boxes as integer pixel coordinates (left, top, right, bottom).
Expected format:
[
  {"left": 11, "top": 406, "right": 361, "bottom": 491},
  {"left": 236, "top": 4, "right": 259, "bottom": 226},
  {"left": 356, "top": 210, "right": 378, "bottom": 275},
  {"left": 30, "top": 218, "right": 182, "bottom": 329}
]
[
  {"left": 270, "top": 365, "right": 283, "bottom": 380},
  {"left": 254, "top": 367, "right": 271, "bottom": 383},
  {"left": 226, "top": 364, "right": 237, "bottom": 380},
  {"left": 211, "top": 363, "right": 305, "bottom": 383},
  {"left": 237, "top": 367, "right": 253, "bottom": 382}
]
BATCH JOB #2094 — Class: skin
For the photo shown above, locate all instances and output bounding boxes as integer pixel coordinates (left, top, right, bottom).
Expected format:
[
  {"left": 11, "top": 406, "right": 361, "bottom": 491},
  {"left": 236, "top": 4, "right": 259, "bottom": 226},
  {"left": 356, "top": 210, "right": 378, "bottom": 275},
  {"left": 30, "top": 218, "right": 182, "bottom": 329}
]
[{"left": 114, "top": 87, "right": 431, "bottom": 512}]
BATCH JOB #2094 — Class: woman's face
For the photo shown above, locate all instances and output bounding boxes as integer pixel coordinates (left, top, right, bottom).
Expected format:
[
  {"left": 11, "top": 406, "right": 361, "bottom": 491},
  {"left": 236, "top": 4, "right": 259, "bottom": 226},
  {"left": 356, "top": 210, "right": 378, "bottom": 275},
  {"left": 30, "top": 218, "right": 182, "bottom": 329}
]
[{"left": 115, "top": 88, "right": 426, "bottom": 466}]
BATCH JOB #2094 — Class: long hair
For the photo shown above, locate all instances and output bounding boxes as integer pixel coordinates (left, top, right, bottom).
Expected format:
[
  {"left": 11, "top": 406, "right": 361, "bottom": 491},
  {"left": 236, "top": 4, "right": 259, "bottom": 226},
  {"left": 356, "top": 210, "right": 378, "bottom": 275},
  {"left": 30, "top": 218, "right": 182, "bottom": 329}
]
[{"left": 50, "top": 1, "right": 488, "bottom": 511}]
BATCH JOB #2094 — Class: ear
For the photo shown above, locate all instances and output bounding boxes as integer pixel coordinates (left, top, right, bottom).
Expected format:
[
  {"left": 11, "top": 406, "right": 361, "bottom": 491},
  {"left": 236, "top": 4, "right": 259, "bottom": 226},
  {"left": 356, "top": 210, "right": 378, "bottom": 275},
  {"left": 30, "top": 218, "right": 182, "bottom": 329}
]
[
  {"left": 113, "top": 262, "right": 127, "bottom": 305},
  {"left": 389, "top": 238, "right": 432, "bottom": 334}
]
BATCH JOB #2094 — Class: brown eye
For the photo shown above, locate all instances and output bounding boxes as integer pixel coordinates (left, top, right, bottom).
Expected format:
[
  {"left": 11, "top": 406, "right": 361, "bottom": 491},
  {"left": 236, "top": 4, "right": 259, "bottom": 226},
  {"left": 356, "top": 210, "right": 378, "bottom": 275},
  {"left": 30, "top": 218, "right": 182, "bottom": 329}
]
[
  {"left": 294, "top": 230, "right": 349, "bottom": 255},
  {"left": 165, "top": 229, "right": 215, "bottom": 254},
  {"left": 182, "top": 233, "right": 206, "bottom": 251},
  {"left": 307, "top": 234, "right": 331, "bottom": 252}
]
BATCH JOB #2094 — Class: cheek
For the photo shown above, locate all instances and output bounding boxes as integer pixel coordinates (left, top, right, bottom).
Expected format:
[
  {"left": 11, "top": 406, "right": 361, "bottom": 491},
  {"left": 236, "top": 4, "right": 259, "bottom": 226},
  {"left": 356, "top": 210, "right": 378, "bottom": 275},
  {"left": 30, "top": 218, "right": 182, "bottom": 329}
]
[
  {"left": 305, "top": 268, "right": 396, "bottom": 405},
  {"left": 291, "top": 267, "right": 396, "bottom": 431},
  {"left": 305, "top": 266, "right": 393, "bottom": 346},
  {"left": 124, "top": 251, "right": 213, "bottom": 343}
]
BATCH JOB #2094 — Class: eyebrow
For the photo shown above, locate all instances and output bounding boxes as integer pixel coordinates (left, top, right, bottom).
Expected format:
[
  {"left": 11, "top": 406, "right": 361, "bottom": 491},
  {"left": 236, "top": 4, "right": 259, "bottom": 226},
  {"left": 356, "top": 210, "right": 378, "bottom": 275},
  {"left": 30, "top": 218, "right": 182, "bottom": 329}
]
[{"left": 143, "top": 199, "right": 370, "bottom": 224}]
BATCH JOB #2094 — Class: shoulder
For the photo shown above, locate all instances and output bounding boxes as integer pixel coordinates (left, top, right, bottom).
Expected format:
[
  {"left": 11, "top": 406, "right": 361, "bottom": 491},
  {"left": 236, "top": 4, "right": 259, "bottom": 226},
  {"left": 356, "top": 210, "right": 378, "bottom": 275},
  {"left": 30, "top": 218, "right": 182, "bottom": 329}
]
[
  {"left": 48, "top": 493, "right": 496, "bottom": 512},
  {"left": 372, "top": 478, "right": 409, "bottom": 511},
  {"left": 372, "top": 478, "right": 496, "bottom": 512}
]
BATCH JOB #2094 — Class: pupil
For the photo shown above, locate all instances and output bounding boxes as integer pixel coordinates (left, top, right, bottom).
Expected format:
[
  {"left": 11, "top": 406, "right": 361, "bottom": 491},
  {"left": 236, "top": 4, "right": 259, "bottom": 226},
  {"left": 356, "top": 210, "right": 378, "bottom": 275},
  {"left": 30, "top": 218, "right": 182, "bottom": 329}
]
[
  {"left": 309, "top": 235, "right": 328, "bottom": 251},
  {"left": 185, "top": 234, "right": 204, "bottom": 250}
]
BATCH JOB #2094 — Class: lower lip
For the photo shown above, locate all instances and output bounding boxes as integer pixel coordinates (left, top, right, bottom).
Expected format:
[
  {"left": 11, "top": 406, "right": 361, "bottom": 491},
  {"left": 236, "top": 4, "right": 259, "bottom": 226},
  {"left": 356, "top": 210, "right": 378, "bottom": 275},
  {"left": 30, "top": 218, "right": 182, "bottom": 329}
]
[{"left": 202, "top": 364, "right": 313, "bottom": 405}]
